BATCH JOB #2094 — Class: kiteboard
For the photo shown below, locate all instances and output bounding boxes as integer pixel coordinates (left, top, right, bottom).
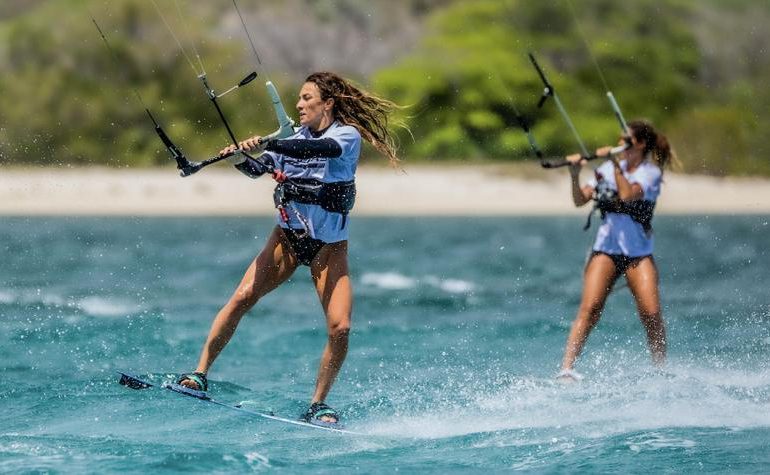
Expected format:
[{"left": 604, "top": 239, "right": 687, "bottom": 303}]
[{"left": 117, "top": 372, "right": 358, "bottom": 435}]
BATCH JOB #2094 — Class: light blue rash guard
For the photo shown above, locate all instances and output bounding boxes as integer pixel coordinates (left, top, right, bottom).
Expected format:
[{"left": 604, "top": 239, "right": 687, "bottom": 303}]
[
  {"left": 262, "top": 121, "right": 361, "bottom": 243},
  {"left": 587, "top": 159, "right": 662, "bottom": 257}
]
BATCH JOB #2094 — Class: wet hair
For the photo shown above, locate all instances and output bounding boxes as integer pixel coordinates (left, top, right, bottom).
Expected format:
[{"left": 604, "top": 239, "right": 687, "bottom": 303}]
[
  {"left": 628, "top": 119, "right": 680, "bottom": 171},
  {"left": 305, "top": 72, "right": 402, "bottom": 166}
]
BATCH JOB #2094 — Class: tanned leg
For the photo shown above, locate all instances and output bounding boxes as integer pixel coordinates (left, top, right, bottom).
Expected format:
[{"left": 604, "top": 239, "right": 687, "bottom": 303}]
[
  {"left": 181, "top": 227, "right": 298, "bottom": 388},
  {"left": 308, "top": 240, "right": 351, "bottom": 421},
  {"left": 560, "top": 253, "right": 619, "bottom": 374},
  {"left": 625, "top": 256, "right": 666, "bottom": 366}
]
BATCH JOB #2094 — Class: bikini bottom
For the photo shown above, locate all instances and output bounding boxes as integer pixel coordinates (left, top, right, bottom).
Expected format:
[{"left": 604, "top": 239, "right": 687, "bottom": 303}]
[{"left": 281, "top": 227, "right": 326, "bottom": 266}]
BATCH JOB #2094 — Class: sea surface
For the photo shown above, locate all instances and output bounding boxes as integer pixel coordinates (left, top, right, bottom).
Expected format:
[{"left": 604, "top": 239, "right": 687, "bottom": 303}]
[{"left": 1, "top": 216, "right": 769, "bottom": 473}]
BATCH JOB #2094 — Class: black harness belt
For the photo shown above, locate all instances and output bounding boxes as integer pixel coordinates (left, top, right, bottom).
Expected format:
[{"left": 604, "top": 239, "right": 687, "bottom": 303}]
[
  {"left": 274, "top": 178, "right": 356, "bottom": 215},
  {"left": 594, "top": 196, "right": 655, "bottom": 232},
  {"left": 585, "top": 182, "right": 655, "bottom": 232}
]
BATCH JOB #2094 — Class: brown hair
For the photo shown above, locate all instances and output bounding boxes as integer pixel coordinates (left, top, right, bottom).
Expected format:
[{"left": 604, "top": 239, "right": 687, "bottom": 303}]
[
  {"left": 628, "top": 119, "right": 681, "bottom": 171},
  {"left": 305, "top": 72, "right": 402, "bottom": 166}
]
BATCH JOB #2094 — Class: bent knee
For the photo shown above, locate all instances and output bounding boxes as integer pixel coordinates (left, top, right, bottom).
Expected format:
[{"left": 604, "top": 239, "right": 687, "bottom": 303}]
[
  {"left": 231, "top": 286, "right": 260, "bottom": 310},
  {"left": 327, "top": 318, "right": 351, "bottom": 340},
  {"left": 577, "top": 304, "right": 603, "bottom": 325}
]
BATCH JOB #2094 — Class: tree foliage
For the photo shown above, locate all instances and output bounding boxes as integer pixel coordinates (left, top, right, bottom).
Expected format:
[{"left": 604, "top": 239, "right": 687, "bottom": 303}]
[
  {"left": 0, "top": 0, "right": 435, "bottom": 167},
  {"left": 0, "top": 0, "right": 768, "bottom": 176},
  {"left": 374, "top": 0, "right": 703, "bottom": 161}
]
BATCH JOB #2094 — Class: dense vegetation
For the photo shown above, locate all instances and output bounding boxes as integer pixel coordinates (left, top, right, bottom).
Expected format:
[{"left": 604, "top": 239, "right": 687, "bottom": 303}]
[
  {"left": 0, "top": 0, "right": 768, "bottom": 175},
  {"left": 376, "top": 0, "right": 770, "bottom": 175}
]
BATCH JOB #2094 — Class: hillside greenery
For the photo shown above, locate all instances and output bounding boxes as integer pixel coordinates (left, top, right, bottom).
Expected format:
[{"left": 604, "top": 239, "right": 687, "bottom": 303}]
[
  {"left": 375, "top": 0, "right": 770, "bottom": 175},
  {"left": 0, "top": 0, "right": 768, "bottom": 176}
]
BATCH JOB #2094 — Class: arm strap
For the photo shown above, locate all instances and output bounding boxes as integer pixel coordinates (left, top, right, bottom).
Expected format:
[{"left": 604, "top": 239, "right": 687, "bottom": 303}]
[{"left": 264, "top": 138, "right": 342, "bottom": 160}]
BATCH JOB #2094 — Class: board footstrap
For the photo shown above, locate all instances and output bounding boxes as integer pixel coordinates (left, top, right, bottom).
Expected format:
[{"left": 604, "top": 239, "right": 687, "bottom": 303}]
[
  {"left": 164, "top": 382, "right": 210, "bottom": 400},
  {"left": 119, "top": 372, "right": 153, "bottom": 389}
]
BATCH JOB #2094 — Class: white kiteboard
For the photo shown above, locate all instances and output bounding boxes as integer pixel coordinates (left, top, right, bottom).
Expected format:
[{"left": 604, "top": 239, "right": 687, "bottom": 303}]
[{"left": 117, "top": 372, "right": 359, "bottom": 435}]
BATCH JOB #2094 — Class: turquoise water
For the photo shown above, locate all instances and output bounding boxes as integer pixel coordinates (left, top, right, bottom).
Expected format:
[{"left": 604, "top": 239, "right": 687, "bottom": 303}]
[{"left": 1, "top": 216, "right": 769, "bottom": 473}]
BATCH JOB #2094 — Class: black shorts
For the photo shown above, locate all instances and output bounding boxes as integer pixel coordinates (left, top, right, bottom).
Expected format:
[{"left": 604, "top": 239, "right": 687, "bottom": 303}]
[
  {"left": 281, "top": 227, "right": 325, "bottom": 266},
  {"left": 591, "top": 251, "right": 651, "bottom": 275}
]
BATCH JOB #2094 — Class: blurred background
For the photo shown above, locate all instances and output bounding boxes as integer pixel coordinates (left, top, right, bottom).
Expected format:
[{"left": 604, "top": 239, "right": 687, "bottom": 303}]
[{"left": 0, "top": 0, "right": 769, "bottom": 175}]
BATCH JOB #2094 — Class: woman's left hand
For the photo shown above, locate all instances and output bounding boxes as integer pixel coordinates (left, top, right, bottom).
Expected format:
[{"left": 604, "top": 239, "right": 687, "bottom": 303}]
[{"left": 239, "top": 135, "right": 267, "bottom": 153}]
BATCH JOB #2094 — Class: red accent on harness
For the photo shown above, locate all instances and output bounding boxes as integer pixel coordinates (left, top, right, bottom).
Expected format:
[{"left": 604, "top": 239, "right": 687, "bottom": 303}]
[{"left": 273, "top": 170, "right": 287, "bottom": 183}]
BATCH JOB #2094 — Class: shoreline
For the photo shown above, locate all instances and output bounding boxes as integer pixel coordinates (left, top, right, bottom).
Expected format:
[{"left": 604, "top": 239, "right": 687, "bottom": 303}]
[{"left": 2, "top": 165, "right": 770, "bottom": 216}]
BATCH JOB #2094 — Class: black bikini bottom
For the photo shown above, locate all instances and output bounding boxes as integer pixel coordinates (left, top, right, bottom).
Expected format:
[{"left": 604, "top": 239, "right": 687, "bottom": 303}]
[
  {"left": 591, "top": 251, "right": 651, "bottom": 275},
  {"left": 281, "top": 227, "right": 325, "bottom": 266}
]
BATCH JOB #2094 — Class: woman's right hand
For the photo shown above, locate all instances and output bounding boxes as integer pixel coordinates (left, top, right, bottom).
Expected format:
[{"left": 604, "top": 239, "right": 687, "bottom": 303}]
[
  {"left": 566, "top": 153, "right": 585, "bottom": 165},
  {"left": 219, "top": 144, "right": 239, "bottom": 157},
  {"left": 566, "top": 153, "right": 585, "bottom": 173}
]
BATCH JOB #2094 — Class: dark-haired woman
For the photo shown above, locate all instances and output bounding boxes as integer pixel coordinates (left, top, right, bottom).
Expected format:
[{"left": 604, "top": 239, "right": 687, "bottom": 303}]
[
  {"left": 557, "top": 120, "right": 678, "bottom": 381},
  {"left": 178, "top": 72, "right": 400, "bottom": 424}
]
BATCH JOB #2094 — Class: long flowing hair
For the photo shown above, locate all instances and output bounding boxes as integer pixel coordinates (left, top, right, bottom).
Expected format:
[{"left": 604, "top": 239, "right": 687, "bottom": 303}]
[
  {"left": 628, "top": 119, "right": 681, "bottom": 171},
  {"left": 305, "top": 72, "right": 403, "bottom": 166}
]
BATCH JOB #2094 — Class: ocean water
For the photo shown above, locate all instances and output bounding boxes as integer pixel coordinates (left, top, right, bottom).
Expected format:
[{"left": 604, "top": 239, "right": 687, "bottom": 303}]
[{"left": 1, "top": 216, "right": 769, "bottom": 473}]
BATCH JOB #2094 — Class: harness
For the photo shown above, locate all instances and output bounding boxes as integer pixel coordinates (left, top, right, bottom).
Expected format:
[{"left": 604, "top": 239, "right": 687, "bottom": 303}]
[
  {"left": 584, "top": 178, "right": 655, "bottom": 232},
  {"left": 273, "top": 178, "right": 356, "bottom": 237}
]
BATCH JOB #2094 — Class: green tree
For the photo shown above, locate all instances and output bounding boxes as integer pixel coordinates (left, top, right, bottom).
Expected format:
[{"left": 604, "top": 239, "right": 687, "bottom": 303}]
[{"left": 374, "top": 0, "right": 701, "bottom": 161}]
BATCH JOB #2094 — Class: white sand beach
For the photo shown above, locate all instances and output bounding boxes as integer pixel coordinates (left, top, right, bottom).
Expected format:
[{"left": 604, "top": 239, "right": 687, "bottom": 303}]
[{"left": 1, "top": 165, "right": 769, "bottom": 216}]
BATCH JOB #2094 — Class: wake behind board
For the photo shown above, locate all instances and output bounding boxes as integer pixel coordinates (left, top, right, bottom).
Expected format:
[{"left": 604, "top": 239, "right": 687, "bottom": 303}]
[{"left": 117, "top": 372, "right": 359, "bottom": 435}]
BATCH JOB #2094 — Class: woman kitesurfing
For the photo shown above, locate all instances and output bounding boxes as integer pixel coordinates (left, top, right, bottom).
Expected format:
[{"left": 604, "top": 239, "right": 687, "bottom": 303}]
[
  {"left": 96, "top": 1, "right": 404, "bottom": 426},
  {"left": 524, "top": 42, "right": 680, "bottom": 380},
  {"left": 556, "top": 120, "right": 679, "bottom": 381},
  {"left": 176, "top": 71, "right": 401, "bottom": 425}
]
